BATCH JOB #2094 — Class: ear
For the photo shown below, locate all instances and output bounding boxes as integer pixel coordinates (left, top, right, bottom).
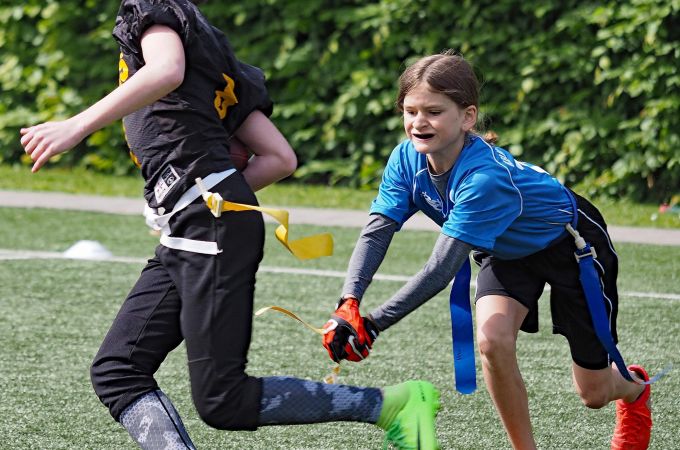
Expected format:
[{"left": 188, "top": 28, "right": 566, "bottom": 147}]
[{"left": 461, "top": 105, "right": 477, "bottom": 132}]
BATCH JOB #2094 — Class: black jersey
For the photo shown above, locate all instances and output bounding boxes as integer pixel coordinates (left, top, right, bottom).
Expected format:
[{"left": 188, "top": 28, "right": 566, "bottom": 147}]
[{"left": 113, "top": 0, "right": 272, "bottom": 209}]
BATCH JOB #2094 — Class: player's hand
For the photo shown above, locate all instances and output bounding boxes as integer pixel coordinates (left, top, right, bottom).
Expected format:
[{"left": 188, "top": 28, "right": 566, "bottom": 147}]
[
  {"left": 322, "top": 297, "right": 379, "bottom": 362},
  {"left": 20, "top": 118, "right": 86, "bottom": 172}
]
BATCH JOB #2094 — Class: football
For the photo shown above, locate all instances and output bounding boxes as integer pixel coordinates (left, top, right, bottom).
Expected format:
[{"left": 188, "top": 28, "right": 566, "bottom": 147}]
[{"left": 228, "top": 136, "right": 251, "bottom": 171}]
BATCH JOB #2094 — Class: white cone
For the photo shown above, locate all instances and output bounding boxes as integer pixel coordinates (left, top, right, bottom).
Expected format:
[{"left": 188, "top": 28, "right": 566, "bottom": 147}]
[{"left": 63, "top": 240, "right": 113, "bottom": 260}]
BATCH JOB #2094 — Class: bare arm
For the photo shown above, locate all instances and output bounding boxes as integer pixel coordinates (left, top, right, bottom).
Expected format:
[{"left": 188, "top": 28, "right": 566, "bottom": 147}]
[
  {"left": 234, "top": 110, "right": 297, "bottom": 191},
  {"left": 20, "top": 25, "right": 185, "bottom": 172}
]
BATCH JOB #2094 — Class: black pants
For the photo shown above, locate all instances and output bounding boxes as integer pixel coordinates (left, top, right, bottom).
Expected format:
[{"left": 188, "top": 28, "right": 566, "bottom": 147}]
[{"left": 90, "top": 172, "right": 264, "bottom": 430}]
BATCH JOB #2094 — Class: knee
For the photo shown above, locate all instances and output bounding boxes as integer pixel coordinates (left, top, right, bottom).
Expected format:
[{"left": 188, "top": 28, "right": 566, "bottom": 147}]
[
  {"left": 89, "top": 354, "right": 125, "bottom": 398},
  {"left": 90, "top": 354, "right": 159, "bottom": 420},
  {"left": 577, "top": 386, "right": 610, "bottom": 409},
  {"left": 193, "top": 376, "right": 260, "bottom": 431},
  {"left": 194, "top": 399, "right": 253, "bottom": 431},
  {"left": 477, "top": 329, "right": 516, "bottom": 366},
  {"left": 195, "top": 405, "right": 236, "bottom": 430},
  {"left": 572, "top": 366, "right": 617, "bottom": 409},
  {"left": 89, "top": 358, "right": 106, "bottom": 397}
]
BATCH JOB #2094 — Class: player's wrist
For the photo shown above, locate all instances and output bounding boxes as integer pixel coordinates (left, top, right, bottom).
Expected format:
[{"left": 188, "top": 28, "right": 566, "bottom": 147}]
[
  {"left": 70, "top": 113, "right": 94, "bottom": 142},
  {"left": 336, "top": 293, "right": 359, "bottom": 309},
  {"left": 364, "top": 314, "right": 380, "bottom": 333}
]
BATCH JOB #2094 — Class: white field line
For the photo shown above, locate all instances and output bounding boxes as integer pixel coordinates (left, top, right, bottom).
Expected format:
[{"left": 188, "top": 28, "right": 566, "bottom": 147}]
[{"left": 1, "top": 248, "right": 679, "bottom": 301}]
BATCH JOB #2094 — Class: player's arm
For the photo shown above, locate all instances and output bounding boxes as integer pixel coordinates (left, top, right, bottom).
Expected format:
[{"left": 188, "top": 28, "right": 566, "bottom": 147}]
[
  {"left": 342, "top": 213, "right": 398, "bottom": 300},
  {"left": 369, "top": 233, "right": 473, "bottom": 331},
  {"left": 322, "top": 213, "right": 397, "bottom": 362},
  {"left": 233, "top": 110, "right": 297, "bottom": 191},
  {"left": 20, "top": 24, "right": 185, "bottom": 172},
  {"left": 324, "top": 232, "right": 473, "bottom": 361}
]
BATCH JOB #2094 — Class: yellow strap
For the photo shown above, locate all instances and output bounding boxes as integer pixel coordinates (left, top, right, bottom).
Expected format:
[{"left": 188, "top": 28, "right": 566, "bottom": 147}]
[
  {"left": 255, "top": 305, "right": 326, "bottom": 335},
  {"left": 255, "top": 305, "right": 342, "bottom": 384},
  {"left": 196, "top": 178, "right": 333, "bottom": 260},
  {"left": 323, "top": 364, "right": 342, "bottom": 384}
]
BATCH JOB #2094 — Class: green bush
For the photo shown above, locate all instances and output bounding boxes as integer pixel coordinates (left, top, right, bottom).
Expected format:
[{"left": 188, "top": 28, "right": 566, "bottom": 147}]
[
  {"left": 1, "top": 0, "right": 678, "bottom": 200},
  {"left": 0, "top": 0, "right": 132, "bottom": 174}
]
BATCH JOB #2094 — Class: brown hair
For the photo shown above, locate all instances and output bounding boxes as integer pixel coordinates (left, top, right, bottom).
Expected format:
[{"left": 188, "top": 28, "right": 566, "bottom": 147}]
[
  {"left": 397, "top": 51, "right": 478, "bottom": 111},
  {"left": 396, "top": 51, "right": 497, "bottom": 144}
]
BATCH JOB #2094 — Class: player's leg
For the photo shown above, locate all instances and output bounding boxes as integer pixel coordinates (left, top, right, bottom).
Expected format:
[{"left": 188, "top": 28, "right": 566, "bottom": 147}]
[
  {"left": 258, "top": 377, "right": 440, "bottom": 449},
  {"left": 162, "top": 174, "right": 266, "bottom": 430},
  {"left": 476, "top": 294, "right": 535, "bottom": 450},
  {"left": 119, "top": 389, "right": 195, "bottom": 450},
  {"left": 611, "top": 365, "right": 652, "bottom": 450},
  {"left": 376, "top": 380, "right": 440, "bottom": 450},
  {"left": 567, "top": 330, "right": 650, "bottom": 450},
  {"left": 572, "top": 195, "right": 652, "bottom": 450},
  {"left": 558, "top": 318, "right": 651, "bottom": 450},
  {"left": 170, "top": 174, "right": 440, "bottom": 448},
  {"left": 571, "top": 364, "right": 646, "bottom": 408},
  {"left": 166, "top": 174, "right": 379, "bottom": 429},
  {"left": 90, "top": 255, "right": 195, "bottom": 449},
  {"left": 561, "top": 192, "right": 651, "bottom": 449},
  {"left": 473, "top": 251, "right": 544, "bottom": 450}
]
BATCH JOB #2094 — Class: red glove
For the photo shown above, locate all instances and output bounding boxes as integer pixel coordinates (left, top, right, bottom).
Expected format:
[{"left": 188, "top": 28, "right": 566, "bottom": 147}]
[{"left": 322, "top": 297, "right": 379, "bottom": 362}]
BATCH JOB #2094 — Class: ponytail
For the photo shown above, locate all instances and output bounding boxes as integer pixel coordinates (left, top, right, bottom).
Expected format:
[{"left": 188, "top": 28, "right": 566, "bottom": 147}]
[{"left": 483, "top": 130, "right": 499, "bottom": 145}]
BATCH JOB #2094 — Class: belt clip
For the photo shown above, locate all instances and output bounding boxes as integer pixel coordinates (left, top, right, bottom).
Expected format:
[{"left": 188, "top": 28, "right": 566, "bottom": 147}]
[
  {"left": 566, "top": 223, "right": 597, "bottom": 262},
  {"left": 207, "top": 193, "right": 224, "bottom": 218},
  {"left": 574, "top": 245, "right": 597, "bottom": 262},
  {"left": 195, "top": 177, "right": 223, "bottom": 218}
]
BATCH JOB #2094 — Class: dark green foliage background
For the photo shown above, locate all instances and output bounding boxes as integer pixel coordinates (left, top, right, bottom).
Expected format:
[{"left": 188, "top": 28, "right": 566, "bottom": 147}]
[{"left": 1, "top": 0, "right": 678, "bottom": 200}]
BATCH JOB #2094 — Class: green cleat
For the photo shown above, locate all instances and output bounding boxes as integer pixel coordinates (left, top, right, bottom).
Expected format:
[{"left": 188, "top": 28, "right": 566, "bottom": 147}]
[{"left": 379, "top": 380, "right": 441, "bottom": 450}]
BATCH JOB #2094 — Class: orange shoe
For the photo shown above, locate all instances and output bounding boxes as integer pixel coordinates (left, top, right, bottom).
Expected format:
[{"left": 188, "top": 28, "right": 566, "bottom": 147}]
[{"left": 611, "top": 365, "right": 652, "bottom": 450}]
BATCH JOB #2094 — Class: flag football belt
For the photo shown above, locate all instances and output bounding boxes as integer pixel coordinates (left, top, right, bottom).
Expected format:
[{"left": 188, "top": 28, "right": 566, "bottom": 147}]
[
  {"left": 565, "top": 191, "right": 668, "bottom": 385},
  {"left": 447, "top": 192, "right": 669, "bottom": 395},
  {"left": 144, "top": 169, "right": 235, "bottom": 255},
  {"left": 143, "top": 170, "right": 333, "bottom": 260},
  {"left": 449, "top": 256, "right": 476, "bottom": 394}
]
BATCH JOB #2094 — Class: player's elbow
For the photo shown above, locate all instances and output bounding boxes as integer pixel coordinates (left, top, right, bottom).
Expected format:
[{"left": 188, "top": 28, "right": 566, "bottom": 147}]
[
  {"left": 163, "top": 63, "right": 185, "bottom": 90},
  {"left": 278, "top": 147, "right": 297, "bottom": 177},
  {"left": 148, "top": 58, "right": 184, "bottom": 92}
]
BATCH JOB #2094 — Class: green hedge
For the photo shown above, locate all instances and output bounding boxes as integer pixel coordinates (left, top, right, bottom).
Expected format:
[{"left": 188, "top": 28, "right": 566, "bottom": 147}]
[
  {"left": 0, "top": 0, "right": 129, "bottom": 173},
  {"left": 1, "top": 0, "right": 678, "bottom": 200}
]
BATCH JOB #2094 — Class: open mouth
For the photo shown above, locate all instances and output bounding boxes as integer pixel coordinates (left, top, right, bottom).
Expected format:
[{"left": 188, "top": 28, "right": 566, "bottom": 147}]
[{"left": 412, "top": 132, "right": 435, "bottom": 140}]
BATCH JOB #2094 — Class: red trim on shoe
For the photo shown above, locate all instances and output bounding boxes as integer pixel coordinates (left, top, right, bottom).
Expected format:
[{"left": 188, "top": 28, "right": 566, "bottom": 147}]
[{"left": 611, "top": 365, "right": 652, "bottom": 450}]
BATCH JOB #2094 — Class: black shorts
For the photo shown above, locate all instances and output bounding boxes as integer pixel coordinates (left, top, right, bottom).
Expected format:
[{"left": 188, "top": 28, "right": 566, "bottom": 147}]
[{"left": 473, "top": 192, "right": 619, "bottom": 370}]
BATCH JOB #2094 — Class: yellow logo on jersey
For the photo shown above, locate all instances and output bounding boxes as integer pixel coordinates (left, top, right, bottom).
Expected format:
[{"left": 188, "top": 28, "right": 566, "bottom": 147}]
[
  {"left": 214, "top": 73, "right": 238, "bottom": 119},
  {"left": 118, "top": 52, "right": 129, "bottom": 85},
  {"left": 129, "top": 150, "right": 141, "bottom": 168},
  {"left": 117, "top": 54, "right": 138, "bottom": 168},
  {"left": 121, "top": 121, "right": 141, "bottom": 168}
]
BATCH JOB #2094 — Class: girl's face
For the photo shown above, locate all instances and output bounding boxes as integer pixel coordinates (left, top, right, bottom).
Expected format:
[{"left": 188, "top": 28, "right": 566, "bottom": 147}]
[{"left": 403, "top": 82, "right": 477, "bottom": 173}]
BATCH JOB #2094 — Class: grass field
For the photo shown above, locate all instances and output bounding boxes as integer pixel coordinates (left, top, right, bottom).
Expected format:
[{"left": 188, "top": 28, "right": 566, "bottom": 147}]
[{"left": 0, "top": 207, "right": 678, "bottom": 449}]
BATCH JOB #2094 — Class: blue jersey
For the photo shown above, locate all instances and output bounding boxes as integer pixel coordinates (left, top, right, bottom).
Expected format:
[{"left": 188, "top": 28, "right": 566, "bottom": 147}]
[{"left": 370, "top": 136, "right": 575, "bottom": 259}]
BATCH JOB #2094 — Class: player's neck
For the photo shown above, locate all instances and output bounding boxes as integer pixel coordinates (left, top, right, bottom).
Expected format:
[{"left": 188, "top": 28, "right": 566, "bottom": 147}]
[{"left": 427, "top": 144, "right": 463, "bottom": 174}]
